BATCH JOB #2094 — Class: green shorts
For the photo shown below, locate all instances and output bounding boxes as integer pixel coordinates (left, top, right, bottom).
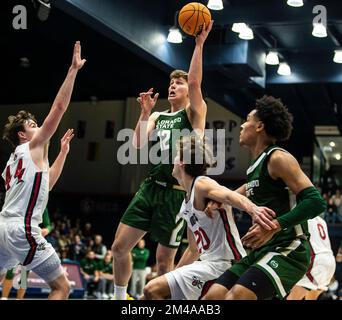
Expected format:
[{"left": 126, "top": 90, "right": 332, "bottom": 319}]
[
  {"left": 121, "top": 178, "right": 186, "bottom": 248},
  {"left": 229, "top": 238, "right": 311, "bottom": 299}
]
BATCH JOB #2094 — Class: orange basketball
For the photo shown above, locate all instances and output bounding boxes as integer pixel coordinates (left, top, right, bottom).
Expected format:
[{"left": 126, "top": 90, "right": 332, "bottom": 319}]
[{"left": 178, "top": 2, "right": 211, "bottom": 36}]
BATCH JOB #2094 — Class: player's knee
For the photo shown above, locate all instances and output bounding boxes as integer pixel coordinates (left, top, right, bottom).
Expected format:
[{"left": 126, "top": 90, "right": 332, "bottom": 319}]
[
  {"left": 226, "top": 285, "right": 255, "bottom": 300},
  {"left": 202, "top": 284, "right": 228, "bottom": 300},
  {"left": 111, "top": 239, "right": 127, "bottom": 257},
  {"left": 50, "top": 277, "right": 71, "bottom": 299},
  {"left": 143, "top": 281, "right": 156, "bottom": 300}
]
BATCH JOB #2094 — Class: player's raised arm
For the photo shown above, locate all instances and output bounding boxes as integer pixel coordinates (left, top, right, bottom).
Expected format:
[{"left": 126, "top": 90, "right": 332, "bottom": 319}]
[
  {"left": 30, "top": 41, "right": 86, "bottom": 149},
  {"left": 49, "top": 129, "right": 74, "bottom": 190},
  {"left": 186, "top": 20, "right": 213, "bottom": 132}
]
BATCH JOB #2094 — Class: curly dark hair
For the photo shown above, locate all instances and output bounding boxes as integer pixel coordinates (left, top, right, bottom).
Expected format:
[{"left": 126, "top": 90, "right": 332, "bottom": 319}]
[
  {"left": 3, "top": 110, "right": 37, "bottom": 149},
  {"left": 254, "top": 95, "right": 293, "bottom": 142}
]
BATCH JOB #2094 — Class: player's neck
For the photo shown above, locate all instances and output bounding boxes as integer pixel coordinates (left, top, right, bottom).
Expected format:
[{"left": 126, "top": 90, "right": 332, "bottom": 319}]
[
  {"left": 250, "top": 139, "right": 274, "bottom": 160},
  {"left": 169, "top": 99, "right": 188, "bottom": 112},
  {"left": 182, "top": 174, "right": 195, "bottom": 200}
]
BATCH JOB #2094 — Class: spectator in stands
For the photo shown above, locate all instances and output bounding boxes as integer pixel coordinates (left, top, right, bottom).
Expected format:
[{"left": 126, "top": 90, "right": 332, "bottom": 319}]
[
  {"left": 98, "top": 251, "right": 114, "bottom": 299},
  {"left": 331, "top": 189, "right": 342, "bottom": 223},
  {"left": 80, "top": 250, "right": 100, "bottom": 299},
  {"left": 130, "top": 239, "right": 150, "bottom": 298},
  {"left": 68, "top": 234, "right": 87, "bottom": 262},
  {"left": 92, "top": 234, "right": 107, "bottom": 262},
  {"left": 82, "top": 222, "right": 94, "bottom": 243}
]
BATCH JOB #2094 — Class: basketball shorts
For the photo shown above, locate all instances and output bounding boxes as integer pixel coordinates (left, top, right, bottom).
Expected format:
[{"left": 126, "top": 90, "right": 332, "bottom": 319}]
[
  {"left": 0, "top": 220, "right": 56, "bottom": 271},
  {"left": 296, "top": 252, "right": 336, "bottom": 291},
  {"left": 165, "top": 259, "right": 231, "bottom": 300},
  {"left": 217, "top": 238, "right": 311, "bottom": 299},
  {"left": 121, "top": 178, "right": 186, "bottom": 248}
]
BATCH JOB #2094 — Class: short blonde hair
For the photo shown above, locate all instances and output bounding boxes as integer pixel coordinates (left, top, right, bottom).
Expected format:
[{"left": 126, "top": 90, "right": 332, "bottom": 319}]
[{"left": 170, "top": 69, "right": 188, "bottom": 82}]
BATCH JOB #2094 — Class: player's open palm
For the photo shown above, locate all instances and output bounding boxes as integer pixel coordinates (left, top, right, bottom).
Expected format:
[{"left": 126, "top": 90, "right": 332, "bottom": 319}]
[
  {"left": 137, "top": 88, "right": 159, "bottom": 114},
  {"left": 71, "top": 41, "right": 86, "bottom": 70},
  {"left": 60, "top": 129, "right": 74, "bottom": 155}
]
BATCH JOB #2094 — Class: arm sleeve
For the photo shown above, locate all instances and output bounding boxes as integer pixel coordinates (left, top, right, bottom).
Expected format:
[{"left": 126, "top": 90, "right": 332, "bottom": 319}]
[
  {"left": 42, "top": 208, "right": 53, "bottom": 232},
  {"left": 277, "top": 186, "right": 327, "bottom": 230}
]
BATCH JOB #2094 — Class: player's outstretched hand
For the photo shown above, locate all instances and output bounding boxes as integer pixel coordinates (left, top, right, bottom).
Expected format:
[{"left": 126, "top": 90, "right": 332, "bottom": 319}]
[
  {"left": 60, "top": 129, "right": 74, "bottom": 155},
  {"left": 195, "top": 20, "right": 214, "bottom": 46},
  {"left": 136, "top": 88, "right": 159, "bottom": 114},
  {"left": 71, "top": 41, "right": 86, "bottom": 70}
]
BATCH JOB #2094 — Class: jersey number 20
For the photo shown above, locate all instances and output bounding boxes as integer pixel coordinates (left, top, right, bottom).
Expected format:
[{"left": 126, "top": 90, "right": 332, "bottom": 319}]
[{"left": 194, "top": 227, "right": 210, "bottom": 253}]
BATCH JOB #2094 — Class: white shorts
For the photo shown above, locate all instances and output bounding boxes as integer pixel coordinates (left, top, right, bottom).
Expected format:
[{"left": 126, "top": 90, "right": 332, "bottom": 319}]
[
  {"left": 0, "top": 221, "right": 55, "bottom": 271},
  {"left": 165, "top": 259, "right": 231, "bottom": 300},
  {"left": 296, "top": 252, "right": 336, "bottom": 291}
]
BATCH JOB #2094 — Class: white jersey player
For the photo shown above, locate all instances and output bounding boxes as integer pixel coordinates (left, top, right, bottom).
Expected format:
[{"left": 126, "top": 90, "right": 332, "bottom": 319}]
[
  {"left": 287, "top": 216, "right": 336, "bottom": 300},
  {"left": 0, "top": 41, "right": 85, "bottom": 300},
  {"left": 143, "top": 135, "right": 277, "bottom": 300}
]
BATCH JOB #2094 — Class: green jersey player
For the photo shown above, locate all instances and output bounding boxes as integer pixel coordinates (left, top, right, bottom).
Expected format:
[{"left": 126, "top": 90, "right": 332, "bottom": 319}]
[
  {"left": 111, "top": 21, "right": 214, "bottom": 300},
  {"left": 203, "top": 95, "right": 326, "bottom": 300}
]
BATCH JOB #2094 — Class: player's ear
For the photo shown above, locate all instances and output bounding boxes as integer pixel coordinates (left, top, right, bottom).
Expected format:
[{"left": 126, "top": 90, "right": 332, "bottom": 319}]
[
  {"left": 256, "top": 121, "right": 264, "bottom": 133},
  {"left": 17, "top": 130, "right": 26, "bottom": 140}
]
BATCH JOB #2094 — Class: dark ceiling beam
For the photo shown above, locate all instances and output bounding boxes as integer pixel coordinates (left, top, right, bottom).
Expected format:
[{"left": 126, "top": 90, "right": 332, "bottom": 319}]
[
  {"left": 52, "top": 0, "right": 193, "bottom": 73},
  {"left": 327, "top": 25, "right": 342, "bottom": 47}
]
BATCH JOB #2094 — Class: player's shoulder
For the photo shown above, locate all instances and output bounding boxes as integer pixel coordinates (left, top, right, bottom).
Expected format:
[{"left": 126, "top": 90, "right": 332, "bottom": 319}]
[{"left": 269, "top": 148, "right": 298, "bottom": 167}]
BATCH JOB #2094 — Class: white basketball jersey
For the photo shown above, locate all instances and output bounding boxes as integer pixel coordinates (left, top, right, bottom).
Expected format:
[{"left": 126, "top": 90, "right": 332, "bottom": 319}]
[
  {"left": 179, "top": 176, "right": 246, "bottom": 262},
  {"left": 308, "top": 216, "right": 333, "bottom": 255},
  {"left": 1, "top": 142, "right": 49, "bottom": 227}
]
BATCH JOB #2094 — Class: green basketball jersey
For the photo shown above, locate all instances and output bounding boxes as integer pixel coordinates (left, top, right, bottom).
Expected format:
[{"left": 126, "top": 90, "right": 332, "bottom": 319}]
[
  {"left": 246, "top": 145, "right": 308, "bottom": 246},
  {"left": 148, "top": 108, "right": 193, "bottom": 184}
]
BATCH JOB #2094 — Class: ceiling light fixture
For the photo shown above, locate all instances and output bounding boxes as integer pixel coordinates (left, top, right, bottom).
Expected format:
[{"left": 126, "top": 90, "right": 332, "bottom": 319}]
[
  {"left": 265, "top": 51, "right": 280, "bottom": 65},
  {"left": 167, "top": 27, "right": 182, "bottom": 43},
  {"left": 277, "top": 62, "right": 291, "bottom": 76},
  {"left": 287, "top": 0, "right": 304, "bottom": 7},
  {"left": 167, "top": 11, "right": 182, "bottom": 44},
  {"left": 333, "top": 50, "right": 342, "bottom": 63},
  {"left": 238, "top": 26, "right": 254, "bottom": 40},
  {"left": 232, "top": 23, "right": 247, "bottom": 33},
  {"left": 312, "top": 23, "right": 327, "bottom": 38},
  {"left": 207, "top": 0, "right": 224, "bottom": 10}
]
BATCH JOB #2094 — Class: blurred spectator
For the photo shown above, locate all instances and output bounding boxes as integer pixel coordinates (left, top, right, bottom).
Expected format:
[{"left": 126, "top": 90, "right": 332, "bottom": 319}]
[
  {"left": 80, "top": 250, "right": 100, "bottom": 299},
  {"left": 83, "top": 222, "right": 94, "bottom": 243},
  {"left": 331, "top": 189, "right": 342, "bottom": 223},
  {"left": 92, "top": 234, "right": 107, "bottom": 261},
  {"left": 130, "top": 239, "right": 150, "bottom": 298},
  {"left": 324, "top": 192, "right": 337, "bottom": 223},
  {"left": 98, "top": 251, "right": 114, "bottom": 299},
  {"left": 68, "top": 234, "right": 87, "bottom": 262}
]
